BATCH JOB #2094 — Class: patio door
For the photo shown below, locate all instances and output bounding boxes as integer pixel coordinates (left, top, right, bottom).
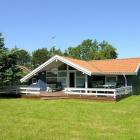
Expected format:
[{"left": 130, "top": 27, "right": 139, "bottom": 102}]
[{"left": 69, "top": 72, "right": 75, "bottom": 87}]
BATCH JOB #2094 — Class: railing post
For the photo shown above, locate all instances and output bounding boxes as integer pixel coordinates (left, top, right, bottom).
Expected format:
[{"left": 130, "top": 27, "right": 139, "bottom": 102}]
[
  {"left": 114, "top": 90, "right": 116, "bottom": 99},
  {"left": 96, "top": 90, "right": 98, "bottom": 97}
]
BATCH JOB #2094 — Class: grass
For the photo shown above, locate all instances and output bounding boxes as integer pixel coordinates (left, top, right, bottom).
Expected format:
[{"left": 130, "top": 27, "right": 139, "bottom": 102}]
[{"left": 0, "top": 96, "right": 140, "bottom": 140}]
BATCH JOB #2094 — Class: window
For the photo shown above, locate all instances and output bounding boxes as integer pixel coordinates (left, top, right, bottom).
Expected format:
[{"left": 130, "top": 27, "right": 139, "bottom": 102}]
[
  {"left": 76, "top": 71, "right": 85, "bottom": 88},
  {"left": 46, "top": 71, "right": 67, "bottom": 88},
  {"left": 58, "top": 64, "right": 67, "bottom": 70},
  {"left": 88, "top": 76, "right": 105, "bottom": 88},
  {"left": 46, "top": 71, "right": 57, "bottom": 77},
  {"left": 106, "top": 76, "right": 117, "bottom": 85},
  {"left": 46, "top": 71, "right": 57, "bottom": 83},
  {"left": 58, "top": 71, "right": 66, "bottom": 77},
  {"left": 32, "top": 78, "right": 37, "bottom": 84},
  {"left": 57, "top": 71, "right": 67, "bottom": 88},
  {"left": 47, "top": 78, "right": 57, "bottom": 83}
]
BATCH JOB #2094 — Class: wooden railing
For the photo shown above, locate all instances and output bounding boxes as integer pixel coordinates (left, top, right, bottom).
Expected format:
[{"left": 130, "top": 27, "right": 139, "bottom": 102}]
[
  {"left": 64, "top": 86, "right": 132, "bottom": 99},
  {"left": 18, "top": 87, "right": 40, "bottom": 95},
  {"left": 0, "top": 86, "right": 18, "bottom": 94},
  {"left": 0, "top": 86, "right": 40, "bottom": 95}
]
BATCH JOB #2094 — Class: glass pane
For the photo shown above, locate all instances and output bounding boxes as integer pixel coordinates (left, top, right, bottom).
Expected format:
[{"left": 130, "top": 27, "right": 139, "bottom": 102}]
[
  {"left": 32, "top": 78, "right": 37, "bottom": 84},
  {"left": 76, "top": 77, "right": 85, "bottom": 88},
  {"left": 58, "top": 64, "right": 67, "bottom": 70},
  {"left": 46, "top": 71, "right": 57, "bottom": 77},
  {"left": 47, "top": 78, "right": 57, "bottom": 83},
  {"left": 76, "top": 71, "right": 84, "bottom": 77},
  {"left": 58, "top": 71, "right": 66, "bottom": 77},
  {"left": 57, "top": 77, "right": 66, "bottom": 88},
  {"left": 106, "top": 77, "right": 116, "bottom": 85},
  {"left": 89, "top": 76, "right": 105, "bottom": 87}
]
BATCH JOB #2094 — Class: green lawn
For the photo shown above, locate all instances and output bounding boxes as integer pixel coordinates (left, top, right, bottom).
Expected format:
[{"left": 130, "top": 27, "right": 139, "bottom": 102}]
[{"left": 0, "top": 96, "right": 140, "bottom": 140}]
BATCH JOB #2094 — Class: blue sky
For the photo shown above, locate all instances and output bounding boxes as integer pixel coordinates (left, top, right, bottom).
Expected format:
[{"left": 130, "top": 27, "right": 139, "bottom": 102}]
[{"left": 0, "top": 0, "right": 140, "bottom": 58}]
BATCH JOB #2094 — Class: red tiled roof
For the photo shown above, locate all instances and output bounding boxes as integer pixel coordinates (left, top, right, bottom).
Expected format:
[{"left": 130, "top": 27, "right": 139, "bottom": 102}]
[{"left": 62, "top": 56, "right": 140, "bottom": 75}]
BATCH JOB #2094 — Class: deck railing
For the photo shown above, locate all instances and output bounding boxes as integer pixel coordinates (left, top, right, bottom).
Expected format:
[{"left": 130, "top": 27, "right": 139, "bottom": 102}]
[
  {"left": 64, "top": 86, "right": 132, "bottom": 98},
  {"left": 0, "top": 86, "right": 18, "bottom": 94},
  {"left": 18, "top": 86, "right": 40, "bottom": 95},
  {"left": 0, "top": 86, "right": 41, "bottom": 95}
]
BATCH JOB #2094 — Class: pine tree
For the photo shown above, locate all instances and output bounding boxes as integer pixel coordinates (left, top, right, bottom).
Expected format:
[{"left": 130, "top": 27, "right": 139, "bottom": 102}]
[{"left": 0, "top": 33, "right": 22, "bottom": 86}]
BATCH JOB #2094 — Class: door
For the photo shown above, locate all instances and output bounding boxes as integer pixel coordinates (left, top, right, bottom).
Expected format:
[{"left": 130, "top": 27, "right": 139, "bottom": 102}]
[{"left": 69, "top": 72, "right": 75, "bottom": 87}]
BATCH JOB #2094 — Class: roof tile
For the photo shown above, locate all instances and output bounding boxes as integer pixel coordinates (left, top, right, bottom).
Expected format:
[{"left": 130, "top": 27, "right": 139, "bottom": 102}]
[{"left": 62, "top": 56, "right": 140, "bottom": 74}]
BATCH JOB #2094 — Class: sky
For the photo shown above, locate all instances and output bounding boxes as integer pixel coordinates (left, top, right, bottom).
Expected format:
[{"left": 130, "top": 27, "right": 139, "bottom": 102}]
[{"left": 0, "top": 0, "right": 140, "bottom": 58}]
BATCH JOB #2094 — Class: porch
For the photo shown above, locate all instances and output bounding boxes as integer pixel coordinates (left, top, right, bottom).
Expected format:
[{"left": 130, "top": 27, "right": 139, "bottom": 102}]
[
  {"left": 64, "top": 86, "right": 132, "bottom": 99},
  {"left": 18, "top": 85, "right": 132, "bottom": 100}
]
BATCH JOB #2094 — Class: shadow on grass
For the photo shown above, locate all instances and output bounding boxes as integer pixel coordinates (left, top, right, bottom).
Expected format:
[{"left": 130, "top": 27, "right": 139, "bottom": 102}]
[
  {"left": 116, "top": 94, "right": 132, "bottom": 102},
  {"left": 0, "top": 94, "right": 21, "bottom": 99}
]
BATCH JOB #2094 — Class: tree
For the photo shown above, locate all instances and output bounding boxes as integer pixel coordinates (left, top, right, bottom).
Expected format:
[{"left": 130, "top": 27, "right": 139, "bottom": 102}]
[
  {"left": 32, "top": 48, "right": 50, "bottom": 68},
  {"left": 49, "top": 46, "right": 63, "bottom": 57},
  {"left": 0, "top": 33, "right": 22, "bottom": 86},
  {"left": 94, "top": 41, "right": 118, "bottom": 60},
  {"left": 64, "top": 46, "right": 81, "bottom": 59},
  {"left": 64, "top": 39, "right": 117, "bottom": 60},
  {"left": 0, "top": 33, "right": 6, "bottom": 51},
  {"left": 11, "top": 47, "right": 31, "bottom": 66}
]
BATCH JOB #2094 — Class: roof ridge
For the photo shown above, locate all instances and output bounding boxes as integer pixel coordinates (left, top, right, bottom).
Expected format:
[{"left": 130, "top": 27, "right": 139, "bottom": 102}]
[
  {"left": 89, "top": 57, "right": 140, "bottom": 62},
  {"left": 61, "top": 55, "right": 88, "bottom": 62}
]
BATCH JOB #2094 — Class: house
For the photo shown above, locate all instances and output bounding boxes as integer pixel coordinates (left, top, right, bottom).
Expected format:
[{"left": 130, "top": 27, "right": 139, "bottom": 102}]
[{"left": 20, "top": 55, "right": 140, "bottom": 99}]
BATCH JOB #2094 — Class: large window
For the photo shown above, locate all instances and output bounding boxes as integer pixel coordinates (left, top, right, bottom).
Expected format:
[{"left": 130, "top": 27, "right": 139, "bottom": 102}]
[
  {"left": 105, "top": 76, "right": 117, "bottom": 85},
  {"left": 46, "top": 71, "right": 67, "bottom": 88},
  {"left": 76, "top": 71, "right": 85, "bottom": 88},
  {"left": 88, "top": 76, "right": 105, "bottom": 88},
  {"left": 57, "top": 71, "right": 67, "bottom": 88},
  {"left": 46, "top": 71, "right": 57, "bottom": 83}
]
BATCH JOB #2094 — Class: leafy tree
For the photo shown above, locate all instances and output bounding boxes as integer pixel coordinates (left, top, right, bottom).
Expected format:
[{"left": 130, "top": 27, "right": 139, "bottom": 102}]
[
  {"left": 94, "top": 41, "right": 118, "bottom": 60},
  {"left": 78, "top": 39, "right": 98, "bottom": 60},
  {"left": 32, "top": 48, "right": 50, "bottom": 68},
  {"left": 64, "top": 39, "right": 117, "bottom": 60},
  {"left": 49, "top": 46, "right": 63, "bottom": 57},
  {"left": 11, "top": 47, "right": 31, "bottom": 66},
  {"left": 64, "top": 46, "right": 81, "bottom": 59}
]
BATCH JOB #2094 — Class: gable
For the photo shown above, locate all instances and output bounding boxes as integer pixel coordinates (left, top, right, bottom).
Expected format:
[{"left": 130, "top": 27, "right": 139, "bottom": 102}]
[{"left": 20, "top": 55, "right": 93, "bottom": 83}]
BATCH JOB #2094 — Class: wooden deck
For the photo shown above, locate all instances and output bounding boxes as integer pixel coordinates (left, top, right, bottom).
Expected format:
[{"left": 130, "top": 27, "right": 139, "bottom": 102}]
[
  {"left": 21, "top": 91, "right": 121, "bottom": 101},
  {"left": 21, "top": 91, "right": 68, "bottom": 100}
]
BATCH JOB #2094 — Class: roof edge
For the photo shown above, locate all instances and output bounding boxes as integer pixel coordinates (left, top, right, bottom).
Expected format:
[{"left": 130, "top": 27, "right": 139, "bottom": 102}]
[{"left": 89, "top": 57, "right": 140, "bottom": 62}]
